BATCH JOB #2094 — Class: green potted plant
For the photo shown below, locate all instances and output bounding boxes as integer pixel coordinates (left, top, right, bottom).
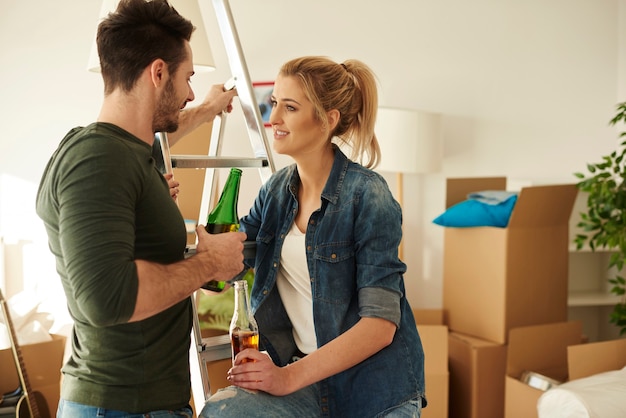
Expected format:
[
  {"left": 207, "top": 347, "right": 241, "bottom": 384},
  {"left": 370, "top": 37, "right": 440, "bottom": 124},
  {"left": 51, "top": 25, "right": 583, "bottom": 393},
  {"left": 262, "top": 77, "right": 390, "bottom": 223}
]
[{"left": 574, "top": 101, "right": 626, "bottom": 336}]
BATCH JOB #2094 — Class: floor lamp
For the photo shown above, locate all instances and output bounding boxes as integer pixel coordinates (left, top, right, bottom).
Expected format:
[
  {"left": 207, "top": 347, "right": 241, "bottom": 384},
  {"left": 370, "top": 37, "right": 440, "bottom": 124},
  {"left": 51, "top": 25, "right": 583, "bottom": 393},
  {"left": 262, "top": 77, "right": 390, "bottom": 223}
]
[{"left": 375, "top": 107, "right": 442, "bottom": 260}]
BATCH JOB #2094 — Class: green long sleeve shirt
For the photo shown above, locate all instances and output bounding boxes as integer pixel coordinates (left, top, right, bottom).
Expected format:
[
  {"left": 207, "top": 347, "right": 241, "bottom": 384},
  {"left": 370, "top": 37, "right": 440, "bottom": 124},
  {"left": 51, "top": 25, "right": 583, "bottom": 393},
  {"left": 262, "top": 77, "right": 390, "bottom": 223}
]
[{"left": 36, "top": 123, "right": 191, "bottom": 413}]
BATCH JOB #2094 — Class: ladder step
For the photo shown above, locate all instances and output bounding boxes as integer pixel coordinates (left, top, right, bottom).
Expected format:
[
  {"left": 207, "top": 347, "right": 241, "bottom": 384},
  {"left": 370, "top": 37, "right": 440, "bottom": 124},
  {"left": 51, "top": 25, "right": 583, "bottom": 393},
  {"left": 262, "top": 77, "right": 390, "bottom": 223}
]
[
  {"left": 199, "top": 334, "right": 232, "bottom": 362},
  {"left": 185, "top": 241, "right": 256, "bottom": 258},
  {"left": 171, "top": 155, "right": 268, "bottom": 169}
]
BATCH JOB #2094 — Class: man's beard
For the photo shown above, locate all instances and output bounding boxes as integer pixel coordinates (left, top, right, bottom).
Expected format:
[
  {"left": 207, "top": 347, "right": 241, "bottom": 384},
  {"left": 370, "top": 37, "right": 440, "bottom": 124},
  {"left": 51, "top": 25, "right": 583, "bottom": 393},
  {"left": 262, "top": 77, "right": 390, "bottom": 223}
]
[{"left": 153, "top": 78, "right": 180, "bottom": 133}]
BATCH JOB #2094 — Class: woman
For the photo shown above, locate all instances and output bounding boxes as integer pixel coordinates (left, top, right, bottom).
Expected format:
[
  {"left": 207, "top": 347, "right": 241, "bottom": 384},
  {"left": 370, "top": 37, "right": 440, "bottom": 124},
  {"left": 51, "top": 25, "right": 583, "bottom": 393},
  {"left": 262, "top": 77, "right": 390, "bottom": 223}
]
[{"left": 200, "top": 56, "right": 426, "bottom": 418}]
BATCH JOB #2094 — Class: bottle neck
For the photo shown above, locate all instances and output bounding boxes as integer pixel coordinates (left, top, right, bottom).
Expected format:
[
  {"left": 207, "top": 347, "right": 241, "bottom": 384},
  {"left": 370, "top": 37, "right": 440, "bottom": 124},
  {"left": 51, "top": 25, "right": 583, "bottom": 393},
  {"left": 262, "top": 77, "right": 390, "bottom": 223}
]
[
  {"left": 232, "top": 281, "right": 253, "bottom": 329},
  {"left": 234, "top": 282, "right": 249, "bottom": 314},
  {"left": 230, "top": 278, "right": 258, "bottom": 332}
]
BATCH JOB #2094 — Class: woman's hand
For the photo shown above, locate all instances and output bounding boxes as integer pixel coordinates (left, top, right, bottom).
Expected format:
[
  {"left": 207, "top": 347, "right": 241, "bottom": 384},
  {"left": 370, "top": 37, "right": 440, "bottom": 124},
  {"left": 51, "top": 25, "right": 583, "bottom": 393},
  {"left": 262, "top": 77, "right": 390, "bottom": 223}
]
[
  {"left": 164, "top": 173, "right": 179, "bottom": 201},
  {"left": 227, "top": 349, "right": 296, "bottom": 396}
]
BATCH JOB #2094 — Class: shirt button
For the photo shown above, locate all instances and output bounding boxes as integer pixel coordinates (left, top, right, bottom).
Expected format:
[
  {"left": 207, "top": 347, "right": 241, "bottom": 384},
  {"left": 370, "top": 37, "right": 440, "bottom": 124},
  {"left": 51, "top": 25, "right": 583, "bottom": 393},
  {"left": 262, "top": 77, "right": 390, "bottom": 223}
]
[
  {"left": 309, "top": 219, "right": 315, "bottom": 225},
  {"left": 306, "top": 245, "right": 312, "bottom": 251},
  {"left": 331, "top": 253, "right": 337, "bottom": 259},
  {"left": 273, "top": 262, "right": 278, "bottom": 268}
]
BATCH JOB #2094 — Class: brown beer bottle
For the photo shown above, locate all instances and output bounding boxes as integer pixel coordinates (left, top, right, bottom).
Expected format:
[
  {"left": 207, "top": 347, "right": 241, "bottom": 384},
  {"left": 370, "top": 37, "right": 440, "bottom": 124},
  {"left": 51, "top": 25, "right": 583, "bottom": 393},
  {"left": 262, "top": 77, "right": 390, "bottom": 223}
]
[
  {"left": 202, "top": 168, "right": 242, "bottom": 292},
  {"left": 230, "top": 277, "right": 259, "bottom": 364}
]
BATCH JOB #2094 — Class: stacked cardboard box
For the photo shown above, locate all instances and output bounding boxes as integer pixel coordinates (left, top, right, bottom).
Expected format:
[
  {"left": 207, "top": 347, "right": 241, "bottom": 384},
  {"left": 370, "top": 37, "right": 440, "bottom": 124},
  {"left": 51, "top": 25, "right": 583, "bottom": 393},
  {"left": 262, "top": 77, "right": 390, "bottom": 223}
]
[
  {"left": 441, "top": 177, "right": 579, "bottom": 418},
  {"left": 413, "top": 309, "right": 449, "bottom": 418},
  {"left": 447, "top": 331, "right": 507, "bottom": 418}
]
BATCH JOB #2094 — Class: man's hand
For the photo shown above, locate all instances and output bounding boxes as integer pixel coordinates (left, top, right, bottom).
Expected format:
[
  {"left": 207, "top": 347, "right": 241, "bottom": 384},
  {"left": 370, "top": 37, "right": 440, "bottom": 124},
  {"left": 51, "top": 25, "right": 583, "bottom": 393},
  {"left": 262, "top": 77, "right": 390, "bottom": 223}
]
[
  {"left": 195, "top": 225, "right": 246, "bottom": 283},
  {"left": 131, "top": 226, "right": 245, "bottom": 322},
  {"left": 168, "top": 83, "right": 238, "bottom": 145},
  {"left": 164, "top": 173, "right": 179, "bottom": 201},
  {"left": 200, "top": 83, "right": 238, "bottom": 119}
]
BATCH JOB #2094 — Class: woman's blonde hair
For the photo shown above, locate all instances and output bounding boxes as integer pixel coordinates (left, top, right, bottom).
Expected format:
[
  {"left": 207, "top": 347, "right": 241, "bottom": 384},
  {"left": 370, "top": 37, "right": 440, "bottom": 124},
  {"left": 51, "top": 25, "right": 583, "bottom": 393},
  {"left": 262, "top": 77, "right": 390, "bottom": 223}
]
[{"left": 278, "top": 56, "right": 381, "bottom": 168}]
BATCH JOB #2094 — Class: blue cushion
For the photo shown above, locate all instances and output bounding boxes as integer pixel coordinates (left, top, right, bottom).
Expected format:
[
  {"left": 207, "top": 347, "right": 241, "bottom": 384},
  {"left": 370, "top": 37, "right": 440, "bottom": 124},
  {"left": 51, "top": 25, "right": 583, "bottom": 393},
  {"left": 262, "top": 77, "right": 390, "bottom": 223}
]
[{"left": 433, "top": 191, "right": 518, "bottom": 228}]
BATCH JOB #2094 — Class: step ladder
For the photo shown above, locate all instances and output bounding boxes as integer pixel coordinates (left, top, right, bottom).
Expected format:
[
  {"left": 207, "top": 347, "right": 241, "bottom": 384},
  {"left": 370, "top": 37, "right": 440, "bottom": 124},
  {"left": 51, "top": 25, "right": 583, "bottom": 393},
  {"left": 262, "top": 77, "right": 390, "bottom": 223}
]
[{"left": 154, "top": 0, "right": 275, "bottom": 412}]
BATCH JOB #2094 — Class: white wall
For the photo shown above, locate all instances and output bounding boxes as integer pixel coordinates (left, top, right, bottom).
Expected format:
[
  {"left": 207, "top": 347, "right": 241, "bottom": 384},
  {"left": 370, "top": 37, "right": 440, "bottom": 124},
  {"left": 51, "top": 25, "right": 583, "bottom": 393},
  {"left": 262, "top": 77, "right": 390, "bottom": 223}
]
[{"left": 1, "top": 0, "right": 625, "bottom": 310}]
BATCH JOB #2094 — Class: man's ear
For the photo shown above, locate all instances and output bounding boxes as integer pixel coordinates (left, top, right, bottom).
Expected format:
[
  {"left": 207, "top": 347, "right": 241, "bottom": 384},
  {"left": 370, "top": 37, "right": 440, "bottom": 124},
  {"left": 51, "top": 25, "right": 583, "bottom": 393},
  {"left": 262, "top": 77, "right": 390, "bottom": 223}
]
[{"left": 150, "top": 59, "right": 167, "bottom": 87}]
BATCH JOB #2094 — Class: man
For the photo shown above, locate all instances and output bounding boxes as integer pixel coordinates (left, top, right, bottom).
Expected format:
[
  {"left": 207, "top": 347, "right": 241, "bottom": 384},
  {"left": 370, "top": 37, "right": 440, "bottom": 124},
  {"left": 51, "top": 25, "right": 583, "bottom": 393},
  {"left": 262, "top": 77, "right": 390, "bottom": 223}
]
[{"left": 35, "top": 0, "right": 245, "bottom": 416}]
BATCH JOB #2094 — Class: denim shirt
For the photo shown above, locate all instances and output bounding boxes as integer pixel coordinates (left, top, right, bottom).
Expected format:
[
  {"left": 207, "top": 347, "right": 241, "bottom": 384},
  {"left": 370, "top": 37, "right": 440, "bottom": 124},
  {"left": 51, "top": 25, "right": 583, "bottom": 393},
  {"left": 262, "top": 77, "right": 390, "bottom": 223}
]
[{"left": 240, "top": 147, "right": 426, "bottom": 417}]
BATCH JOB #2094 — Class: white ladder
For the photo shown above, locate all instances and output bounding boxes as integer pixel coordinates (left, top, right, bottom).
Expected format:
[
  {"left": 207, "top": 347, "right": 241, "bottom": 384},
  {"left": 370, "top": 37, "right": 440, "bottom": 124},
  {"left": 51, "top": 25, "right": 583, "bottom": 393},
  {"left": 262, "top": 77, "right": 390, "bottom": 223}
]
[{"left": 155, "top": 0, "right": 275, "bottom": 412}]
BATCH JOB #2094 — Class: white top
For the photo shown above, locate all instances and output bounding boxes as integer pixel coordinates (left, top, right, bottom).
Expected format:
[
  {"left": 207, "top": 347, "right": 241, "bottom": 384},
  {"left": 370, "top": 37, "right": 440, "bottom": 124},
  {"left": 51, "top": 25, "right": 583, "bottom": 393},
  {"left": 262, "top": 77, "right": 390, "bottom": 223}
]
[{"left": 276, "top": 222, "right": 317, "bottom": 354}]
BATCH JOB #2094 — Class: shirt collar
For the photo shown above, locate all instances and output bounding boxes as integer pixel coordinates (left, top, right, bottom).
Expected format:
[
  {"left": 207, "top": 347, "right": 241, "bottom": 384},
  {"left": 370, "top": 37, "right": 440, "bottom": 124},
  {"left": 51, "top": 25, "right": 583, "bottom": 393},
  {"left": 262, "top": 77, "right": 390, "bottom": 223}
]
[{"left": 286, "top": 144, "right": 351, "bottom": 206}]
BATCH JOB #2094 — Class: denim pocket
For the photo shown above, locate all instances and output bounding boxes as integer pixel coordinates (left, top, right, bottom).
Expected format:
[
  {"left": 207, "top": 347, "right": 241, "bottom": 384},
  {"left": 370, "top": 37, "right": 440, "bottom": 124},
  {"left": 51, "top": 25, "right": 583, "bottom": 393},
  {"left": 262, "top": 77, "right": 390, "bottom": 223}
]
[{"left": 312, "top": 242, "right": 355, "bottom": 303}]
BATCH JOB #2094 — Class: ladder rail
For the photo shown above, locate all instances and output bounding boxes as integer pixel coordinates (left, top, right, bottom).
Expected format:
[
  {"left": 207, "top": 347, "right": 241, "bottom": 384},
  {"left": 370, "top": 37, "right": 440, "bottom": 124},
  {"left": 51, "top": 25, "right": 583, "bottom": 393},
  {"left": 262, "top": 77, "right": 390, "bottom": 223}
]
[{"left": 211, "top": 0, "right": 275, "bottom": 183}]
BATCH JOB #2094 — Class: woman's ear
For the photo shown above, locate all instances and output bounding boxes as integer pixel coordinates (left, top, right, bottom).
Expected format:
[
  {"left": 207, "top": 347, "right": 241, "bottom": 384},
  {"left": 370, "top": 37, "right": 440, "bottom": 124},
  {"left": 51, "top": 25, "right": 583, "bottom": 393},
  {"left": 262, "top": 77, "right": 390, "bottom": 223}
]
[{"left": 326, "top": 109, "right": 340, "bottom": 132}]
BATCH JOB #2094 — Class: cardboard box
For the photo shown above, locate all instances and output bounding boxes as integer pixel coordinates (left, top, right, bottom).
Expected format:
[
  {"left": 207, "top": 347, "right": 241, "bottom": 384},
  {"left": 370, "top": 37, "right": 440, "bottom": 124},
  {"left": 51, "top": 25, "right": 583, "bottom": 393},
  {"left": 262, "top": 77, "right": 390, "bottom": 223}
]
[
  {"left": 504, "top": 321, "right": 583, "bottom": 418},
  {"left": 448, "top": 331, "right": 507, "bottom": 418},
  {"left": 443, "top": 177, "right": 578, "bottom": 344},
  {"left": 534, "top": 338, "right": 626, "bottom": 417},
  {"left": 414, "top": 308, "right": 449, "bottom": 418},
  {"left": 0, "top": 334, "right": 65, "bottom": 416}
]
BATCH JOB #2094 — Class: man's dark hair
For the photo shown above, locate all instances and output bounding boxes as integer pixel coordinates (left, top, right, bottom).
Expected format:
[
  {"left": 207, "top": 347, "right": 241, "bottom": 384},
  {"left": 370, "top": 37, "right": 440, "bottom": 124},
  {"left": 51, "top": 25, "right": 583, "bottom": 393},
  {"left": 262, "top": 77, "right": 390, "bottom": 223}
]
[{"left": 97, "top": 0, "right": 195, "bottom": 94}]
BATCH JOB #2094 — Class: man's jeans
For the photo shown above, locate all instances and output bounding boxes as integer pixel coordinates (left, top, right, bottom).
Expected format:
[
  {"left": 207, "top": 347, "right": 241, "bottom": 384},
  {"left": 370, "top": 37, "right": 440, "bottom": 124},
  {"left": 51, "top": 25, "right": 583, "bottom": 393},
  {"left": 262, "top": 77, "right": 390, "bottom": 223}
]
[{"left": 57, "top": 400, "right": 193, "bottom": 418}]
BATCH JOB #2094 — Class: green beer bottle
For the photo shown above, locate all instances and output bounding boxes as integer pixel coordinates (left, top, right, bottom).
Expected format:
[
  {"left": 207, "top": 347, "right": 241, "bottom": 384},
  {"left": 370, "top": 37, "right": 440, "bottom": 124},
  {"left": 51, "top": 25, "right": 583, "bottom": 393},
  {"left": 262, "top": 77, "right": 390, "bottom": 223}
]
[{"left": 202, "top": 168, "right": 242, "bottom": 292}]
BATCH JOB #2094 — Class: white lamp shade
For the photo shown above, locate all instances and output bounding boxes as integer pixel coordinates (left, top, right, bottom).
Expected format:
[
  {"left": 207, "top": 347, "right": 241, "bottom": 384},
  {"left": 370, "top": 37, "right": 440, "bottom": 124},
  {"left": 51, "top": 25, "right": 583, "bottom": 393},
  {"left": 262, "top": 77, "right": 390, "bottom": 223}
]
[
  {"left": 375, "top": 107, "right": 442, "bottom": 174},
  {"left": 87, "top": 0, "right": 215, "bottom": 73}
]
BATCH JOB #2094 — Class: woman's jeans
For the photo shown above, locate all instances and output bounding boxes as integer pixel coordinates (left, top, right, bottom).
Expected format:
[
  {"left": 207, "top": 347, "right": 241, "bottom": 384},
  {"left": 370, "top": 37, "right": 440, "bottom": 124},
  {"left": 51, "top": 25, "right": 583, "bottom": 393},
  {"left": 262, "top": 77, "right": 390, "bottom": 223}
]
[
  {"left": 57, "top": 399, "right": 193, "bottom": 418},
  {"left": 199, "top": 384, "right": 421, "bottom": 418}
]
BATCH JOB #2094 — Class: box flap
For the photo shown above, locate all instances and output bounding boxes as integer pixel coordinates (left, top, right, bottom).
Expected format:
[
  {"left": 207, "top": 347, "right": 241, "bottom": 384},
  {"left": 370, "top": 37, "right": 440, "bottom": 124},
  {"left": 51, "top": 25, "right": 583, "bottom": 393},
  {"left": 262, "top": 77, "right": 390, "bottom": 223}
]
[
  {"left": 568, "top": 338, "right": 626, "bottom": 380},
  {"left": 449, "top": 330, "right": 504, "bottom": 349},
  {"left": 505, "top": 375, "right": 544, "bottom": 418},
  {"left": 508, "top": 184, "right": 578, "bottom": 228},
  {"left": 446, "top": 177, "right": 507, "bottom": 208},
  {"left": 507, "top": 321, "right": 582, "bottom": 381},
  {"left": 413, "top": 309, "right": 444, "bottom": 325}
]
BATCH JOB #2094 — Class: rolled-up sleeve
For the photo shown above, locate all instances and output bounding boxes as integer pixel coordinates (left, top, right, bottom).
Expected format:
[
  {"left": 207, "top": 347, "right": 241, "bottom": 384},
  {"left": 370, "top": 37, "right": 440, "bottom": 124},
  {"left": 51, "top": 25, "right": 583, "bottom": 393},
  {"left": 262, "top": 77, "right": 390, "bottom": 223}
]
[{"left": 358, "top": 286, "right": 401, "bottom": 327}]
